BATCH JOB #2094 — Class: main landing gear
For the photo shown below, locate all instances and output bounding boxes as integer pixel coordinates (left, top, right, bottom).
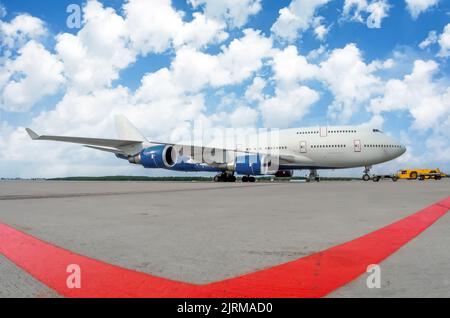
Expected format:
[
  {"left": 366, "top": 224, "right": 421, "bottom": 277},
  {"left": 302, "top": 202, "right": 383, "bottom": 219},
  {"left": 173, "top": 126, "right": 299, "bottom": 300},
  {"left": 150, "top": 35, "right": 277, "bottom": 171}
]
[
  {"left": 307, "top": 169, "right": 320, "bottom": 182},
  {"left": 362, "top": 165, "right": 372, "bottom": 181},
  {"left": 213, "top": 172, "right": 236, "bottom": 182},
  {"left": 242, "top": 175, "right": 256, "bottom": 183},
  {"left": 213, "top": 172, "right": 256, "bottom": 183}
]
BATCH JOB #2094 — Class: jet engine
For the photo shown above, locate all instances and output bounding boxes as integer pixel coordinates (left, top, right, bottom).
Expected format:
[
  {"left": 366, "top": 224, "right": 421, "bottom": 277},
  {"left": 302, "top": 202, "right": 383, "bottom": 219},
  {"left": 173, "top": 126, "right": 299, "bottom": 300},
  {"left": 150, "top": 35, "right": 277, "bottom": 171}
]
[{"left": 129, "top": 145, "right": 178, "bottom": 169}]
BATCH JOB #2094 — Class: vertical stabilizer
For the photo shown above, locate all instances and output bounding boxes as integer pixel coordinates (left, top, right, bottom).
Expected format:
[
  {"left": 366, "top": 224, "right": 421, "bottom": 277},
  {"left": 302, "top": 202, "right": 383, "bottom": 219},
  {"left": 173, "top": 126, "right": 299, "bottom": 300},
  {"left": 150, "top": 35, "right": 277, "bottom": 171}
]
[{"left": 115, "top": 115, "right": 148, "bottom": 142}]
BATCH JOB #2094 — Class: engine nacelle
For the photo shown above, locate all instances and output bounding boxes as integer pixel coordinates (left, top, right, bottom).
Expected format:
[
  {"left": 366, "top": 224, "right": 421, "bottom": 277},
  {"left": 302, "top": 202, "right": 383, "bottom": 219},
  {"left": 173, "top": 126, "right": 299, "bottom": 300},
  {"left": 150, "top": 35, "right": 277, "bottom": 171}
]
[
  {"left": 130, "top": 145, "right": 178, "bottom": 169},
  {"left": 234, "top": 154, "right": 274, "bottom": 176},
  {"left": 275, "top": 170, "right": 294, "bottom": 178}
]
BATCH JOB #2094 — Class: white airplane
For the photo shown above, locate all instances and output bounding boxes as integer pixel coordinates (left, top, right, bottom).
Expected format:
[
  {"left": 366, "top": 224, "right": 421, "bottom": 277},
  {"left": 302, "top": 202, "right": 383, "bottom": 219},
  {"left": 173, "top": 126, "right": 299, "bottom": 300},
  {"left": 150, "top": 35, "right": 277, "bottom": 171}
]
[{"left": 26, "top": 116, "right": 406, "bottom": 182}]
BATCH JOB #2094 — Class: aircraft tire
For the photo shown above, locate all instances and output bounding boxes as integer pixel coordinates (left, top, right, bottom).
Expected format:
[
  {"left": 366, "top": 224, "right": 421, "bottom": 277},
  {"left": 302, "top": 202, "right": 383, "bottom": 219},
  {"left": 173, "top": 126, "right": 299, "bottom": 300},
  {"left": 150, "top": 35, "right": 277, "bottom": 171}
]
[{"left": 228, "top": 176, "right": 237, "bottom": 182}]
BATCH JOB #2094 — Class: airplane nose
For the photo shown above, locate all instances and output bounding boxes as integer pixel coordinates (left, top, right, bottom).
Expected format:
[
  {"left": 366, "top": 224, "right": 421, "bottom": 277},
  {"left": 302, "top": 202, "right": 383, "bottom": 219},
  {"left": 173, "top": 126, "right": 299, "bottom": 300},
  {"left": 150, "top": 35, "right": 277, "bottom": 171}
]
[
  {"left": 397, "top": 144, "right": 406, "bottom": 157},
  {"left": 390, "top": 137, "right": 406, "bottom": 157}
]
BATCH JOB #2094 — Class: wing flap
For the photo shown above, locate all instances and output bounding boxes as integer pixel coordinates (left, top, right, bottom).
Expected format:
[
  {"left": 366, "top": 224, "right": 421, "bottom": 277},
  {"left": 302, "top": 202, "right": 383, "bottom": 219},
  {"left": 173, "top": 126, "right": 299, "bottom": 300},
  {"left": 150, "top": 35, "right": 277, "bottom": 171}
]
[{"left": 83, "top": 145, "right": 127, "bottom": 155}]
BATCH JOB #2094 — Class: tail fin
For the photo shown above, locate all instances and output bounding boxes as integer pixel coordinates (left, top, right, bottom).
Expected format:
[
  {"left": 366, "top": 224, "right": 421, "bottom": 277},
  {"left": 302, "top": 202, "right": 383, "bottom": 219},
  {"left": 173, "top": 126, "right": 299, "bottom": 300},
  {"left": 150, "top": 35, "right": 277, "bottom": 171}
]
[{"left": 115, "top": 115, "right": 148, "bottom": 142}]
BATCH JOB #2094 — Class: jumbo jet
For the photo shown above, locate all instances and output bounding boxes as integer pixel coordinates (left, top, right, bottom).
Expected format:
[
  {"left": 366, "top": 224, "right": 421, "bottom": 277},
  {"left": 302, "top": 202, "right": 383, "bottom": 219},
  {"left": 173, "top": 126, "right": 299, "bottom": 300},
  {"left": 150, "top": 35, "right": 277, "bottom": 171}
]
[{"left": 26, "top": 115, "right": 406, "bottom": 182}]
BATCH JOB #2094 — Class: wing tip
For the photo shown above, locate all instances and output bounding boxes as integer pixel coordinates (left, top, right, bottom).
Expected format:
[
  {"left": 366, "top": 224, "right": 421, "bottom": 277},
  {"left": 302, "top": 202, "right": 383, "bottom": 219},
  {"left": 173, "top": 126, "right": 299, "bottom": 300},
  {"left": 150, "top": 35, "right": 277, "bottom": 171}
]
[
  {"left": 25, "top": 128, "right": 40, "bottom": 140},
  {"left": 114, "top": 114, "right": 148, "bottom": 142}
]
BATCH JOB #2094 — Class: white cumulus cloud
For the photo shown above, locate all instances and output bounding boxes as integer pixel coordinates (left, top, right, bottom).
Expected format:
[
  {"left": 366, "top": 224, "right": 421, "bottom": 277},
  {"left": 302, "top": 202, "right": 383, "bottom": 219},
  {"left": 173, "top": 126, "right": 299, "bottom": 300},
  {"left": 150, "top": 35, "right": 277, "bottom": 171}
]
[
  {"left": 56, "top": 0, "right": 135, "bottom": 92},
  {"left": 405, "top": 0, "right": 440, "bottom": 19},
  {"left": 366, "top": 1, "right": 390, "bottom": 28},
  {"left": 0, "top": 41, "right": 64, "bottom": 112},
  {"left": 229, "top": 106, "right": 259, "bottom": 127},
  {"left": 124, "top": 0, "right": 183, "bottom": 54},
  {"left": 0, "top": 14, "right": 47, "bottom": 49},
  {"left": 0, "top": 3, "right": 6, "bottom": 18},
  {"left": 173, "top": 12, "right": 228, "bottom": 49},
  {"left": 419, "top": 30, "right": 438, "bottom": 49},
  {"left": 271, "top": 46, "right": 319, "bottom": 88},
  {"left": 313, "top": 16, "right": 330, "bottom": 40},
  {"left": 245, "top": 76, "right": 266, "bottom": 102},
  {"left": 56, "top": 0, "right": 230, "bottom": 93},
  {"left": 320, "top": 43, "right": 383, "bottom": 121},
  {"left": 188, "top": 0, "right": 262, "bottom": 28},
  {"left": 260, "top": 85, "right": 319, "bottom": 128},
  {"left": 342, "top": 0, "right": 390, "bottom": 29},
  {"left": 438, "top": 23, "right": 450, "bottom": 57},
  {"left": 370, "top": 60, "right": 450, "bottom": 130},
  {"left": 271, "top": 0, "right": 331, "bottom": 42},
  {"left": 171, "top": 29, "right": 272, "bottom": 92}
]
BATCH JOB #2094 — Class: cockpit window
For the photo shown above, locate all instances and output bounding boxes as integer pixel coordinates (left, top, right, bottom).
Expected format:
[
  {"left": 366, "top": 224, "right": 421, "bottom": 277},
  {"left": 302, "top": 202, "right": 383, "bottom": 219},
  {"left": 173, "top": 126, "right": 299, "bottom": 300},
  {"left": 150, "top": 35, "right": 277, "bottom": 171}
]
[{"left": 373, "top": 129, "right": 382, "bottom": 133}]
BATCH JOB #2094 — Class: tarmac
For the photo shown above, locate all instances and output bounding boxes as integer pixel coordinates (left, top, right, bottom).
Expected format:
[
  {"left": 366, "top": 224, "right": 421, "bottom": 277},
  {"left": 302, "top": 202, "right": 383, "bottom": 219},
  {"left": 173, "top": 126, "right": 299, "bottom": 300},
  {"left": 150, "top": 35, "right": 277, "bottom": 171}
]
[{"left": 0, "top": 179, "right": 449, "bottom": 297}]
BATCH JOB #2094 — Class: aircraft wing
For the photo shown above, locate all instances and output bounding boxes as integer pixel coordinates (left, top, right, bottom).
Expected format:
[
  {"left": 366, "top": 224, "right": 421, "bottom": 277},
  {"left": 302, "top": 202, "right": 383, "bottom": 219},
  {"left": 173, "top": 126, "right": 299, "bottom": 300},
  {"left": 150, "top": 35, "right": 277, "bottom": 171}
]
[
  {"left": 25, "top": 128, "right": 143, "bottom": 156},
  {"left": 25, "top": 127, "right": 239, "bottom": 161}
]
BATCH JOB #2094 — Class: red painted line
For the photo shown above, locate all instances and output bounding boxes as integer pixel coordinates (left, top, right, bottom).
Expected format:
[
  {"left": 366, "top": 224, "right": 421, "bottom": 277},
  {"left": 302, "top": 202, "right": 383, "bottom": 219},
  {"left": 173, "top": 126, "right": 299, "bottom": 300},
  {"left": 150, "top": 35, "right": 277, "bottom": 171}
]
[{"left": 1, "top": 196, "right": 449, "bottom": 298}]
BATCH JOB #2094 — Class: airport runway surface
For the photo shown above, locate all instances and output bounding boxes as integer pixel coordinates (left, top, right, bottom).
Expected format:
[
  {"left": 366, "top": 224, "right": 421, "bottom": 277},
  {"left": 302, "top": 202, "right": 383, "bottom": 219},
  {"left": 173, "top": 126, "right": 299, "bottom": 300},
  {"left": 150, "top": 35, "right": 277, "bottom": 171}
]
[{"left": 0, "top": 180, "right": 449, "bottom": 297}]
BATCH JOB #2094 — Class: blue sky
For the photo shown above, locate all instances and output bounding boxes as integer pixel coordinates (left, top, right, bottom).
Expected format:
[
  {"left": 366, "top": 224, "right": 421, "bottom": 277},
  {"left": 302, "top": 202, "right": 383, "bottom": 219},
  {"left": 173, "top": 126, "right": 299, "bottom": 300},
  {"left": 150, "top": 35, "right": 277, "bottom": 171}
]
[{"left": 0, "top": 0, "right": 449, "bottom": 177}]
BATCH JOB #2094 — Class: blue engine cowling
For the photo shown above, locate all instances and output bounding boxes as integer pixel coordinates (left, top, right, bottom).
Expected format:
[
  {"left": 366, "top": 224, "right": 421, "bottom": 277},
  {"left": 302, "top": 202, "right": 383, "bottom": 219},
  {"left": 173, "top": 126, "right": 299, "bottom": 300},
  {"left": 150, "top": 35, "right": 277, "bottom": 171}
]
[
  {"left": 235, "top": 154, "right": 272, "bottom": 176},
  {"left": 130, "top": 145, "right": 178, "bottom": 169}
]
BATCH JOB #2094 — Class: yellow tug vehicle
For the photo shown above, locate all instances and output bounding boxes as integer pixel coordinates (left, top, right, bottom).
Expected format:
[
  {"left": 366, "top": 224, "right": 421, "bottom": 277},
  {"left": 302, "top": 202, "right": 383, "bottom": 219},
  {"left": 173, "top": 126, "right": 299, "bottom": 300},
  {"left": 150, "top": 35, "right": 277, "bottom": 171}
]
[{"left": 395, "top": 169, "right": 446, "bottom": 180}]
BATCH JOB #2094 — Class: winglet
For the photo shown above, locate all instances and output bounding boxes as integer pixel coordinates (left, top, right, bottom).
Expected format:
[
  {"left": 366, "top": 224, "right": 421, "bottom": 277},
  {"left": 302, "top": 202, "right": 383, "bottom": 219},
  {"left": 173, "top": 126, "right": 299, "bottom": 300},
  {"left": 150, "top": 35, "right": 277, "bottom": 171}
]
[
  {"left": 114, "top": 115, "right": 148, "bottom": 142},
  {"left": 25, "top": 128, "right": 40, "bottom": 140}
]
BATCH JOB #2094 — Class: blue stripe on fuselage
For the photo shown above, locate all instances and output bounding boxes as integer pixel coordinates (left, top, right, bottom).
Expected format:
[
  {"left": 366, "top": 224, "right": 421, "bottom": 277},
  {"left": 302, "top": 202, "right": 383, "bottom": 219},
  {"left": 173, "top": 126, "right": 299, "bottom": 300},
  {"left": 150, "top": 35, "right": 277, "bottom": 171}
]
[
  {"left": 142, "top": 161, "right": 342, "bottom": 173},
  {"left": 167, "top": 162, "right": 223, "bottom": 173}
]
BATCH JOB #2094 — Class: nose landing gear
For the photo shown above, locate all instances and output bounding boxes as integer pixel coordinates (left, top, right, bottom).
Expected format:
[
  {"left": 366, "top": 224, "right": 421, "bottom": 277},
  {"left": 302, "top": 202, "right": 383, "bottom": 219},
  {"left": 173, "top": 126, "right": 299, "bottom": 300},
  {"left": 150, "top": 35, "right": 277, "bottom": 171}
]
[{"left": 362, "top": 166, "right": 372, "bottom": 181}]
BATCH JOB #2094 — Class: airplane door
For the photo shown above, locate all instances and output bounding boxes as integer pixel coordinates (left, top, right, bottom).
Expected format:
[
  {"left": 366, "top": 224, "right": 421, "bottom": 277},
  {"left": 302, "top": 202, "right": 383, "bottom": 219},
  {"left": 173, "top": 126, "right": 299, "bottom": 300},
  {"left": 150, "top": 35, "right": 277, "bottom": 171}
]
[
  {"left": 300, "top": 141, "right": 307, "bottom": 153},
  {"left": 354, "top": 140, "right": 361, "bottom": 152},
  {"left": 320, "top": 126, "right": 327, "bottom": 137}
]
